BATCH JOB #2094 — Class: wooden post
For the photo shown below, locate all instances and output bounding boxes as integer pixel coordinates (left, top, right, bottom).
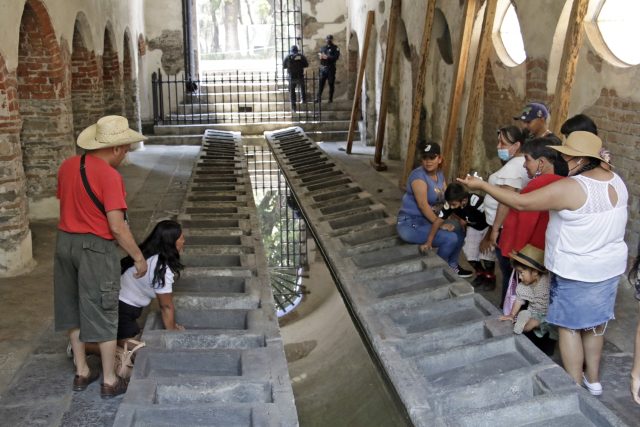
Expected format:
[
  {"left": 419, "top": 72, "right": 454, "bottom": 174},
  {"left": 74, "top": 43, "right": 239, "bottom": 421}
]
[
  {"left": 346, "top": 11, "right": 375, "bottom": 154},
  {"left": 371, "top": 0, "right": 401, "bottom": 171},
  {"left": 399, "top": 1, "right": 436, "bottom": 188},
  {"left": 458, "top": 0, "right": 498, "bottom": 176},
  {"left": 550, "top": 0, "right": 589, "bottom": 135},
  {"left": 442, "top": 0, "right": 477, "bottom": 177}
]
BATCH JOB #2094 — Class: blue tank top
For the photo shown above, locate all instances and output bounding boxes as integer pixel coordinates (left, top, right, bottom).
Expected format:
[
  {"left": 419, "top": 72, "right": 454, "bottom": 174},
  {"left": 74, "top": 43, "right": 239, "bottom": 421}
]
[{"left": 398, "top": 167, "right": 445, "bottom": 218}]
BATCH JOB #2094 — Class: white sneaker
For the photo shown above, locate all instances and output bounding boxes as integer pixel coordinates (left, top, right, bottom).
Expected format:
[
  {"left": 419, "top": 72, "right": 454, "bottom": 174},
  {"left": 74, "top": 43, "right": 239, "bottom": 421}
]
[{"left": 583, "top": 374, "right": 603, "bottom": 396}]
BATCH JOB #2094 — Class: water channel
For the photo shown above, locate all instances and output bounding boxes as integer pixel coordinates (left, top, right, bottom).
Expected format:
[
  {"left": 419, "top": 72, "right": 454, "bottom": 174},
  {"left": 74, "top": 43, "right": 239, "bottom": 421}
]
[{"left": 246, "top": 145, "right": 411, "bottom": 426}]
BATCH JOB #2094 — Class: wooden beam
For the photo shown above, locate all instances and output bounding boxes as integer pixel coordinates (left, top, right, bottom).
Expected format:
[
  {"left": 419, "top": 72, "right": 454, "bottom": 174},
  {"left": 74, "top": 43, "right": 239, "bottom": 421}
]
[
  {"left": 399, "top": 0, "right": 436, "bottom": 189},
  {"left": 442, "top": 0, "right": 477, "bottom": 177},
  {"left": 458, "top": 0, "right": 498, "bottom": 176},
  {"left": 372, "top": 0, "right": 401, "bottom": 171},
  {"left": 550, "top": 0, "right": 589, "bottom": 135},
  {"left": 346, "top": 11, "right": 375, "bottom": 154}
]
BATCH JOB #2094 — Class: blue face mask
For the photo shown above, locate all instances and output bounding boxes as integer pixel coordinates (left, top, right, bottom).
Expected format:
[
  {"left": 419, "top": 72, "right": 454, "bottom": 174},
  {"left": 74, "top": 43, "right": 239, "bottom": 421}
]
[{"left": 497, "top": 148, "right": 512, "bottom": 161}]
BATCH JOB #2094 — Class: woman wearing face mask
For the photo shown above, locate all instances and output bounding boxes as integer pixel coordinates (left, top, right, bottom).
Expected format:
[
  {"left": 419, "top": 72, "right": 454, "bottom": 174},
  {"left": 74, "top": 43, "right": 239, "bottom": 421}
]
[
  {"left": 477, "top": 126, "right": 529, "bottom": 293},
  {"left": 459, "top": 131, "right": 628, "bottom": 396}
]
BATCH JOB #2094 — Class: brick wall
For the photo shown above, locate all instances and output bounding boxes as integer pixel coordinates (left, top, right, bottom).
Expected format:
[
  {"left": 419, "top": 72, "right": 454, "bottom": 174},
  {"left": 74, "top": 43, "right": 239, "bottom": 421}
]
[
  {"left": 584, "top": 89, "right": 640, "bottom": 256},
  {"left": 17, "top": 0, "right": 74, "bottom": 202},
  {"left": 71, "top": 23, "right": 104, "bottom": 139},
  {"left": 102, "top": 30, "right": 124, "bottom": 116}
]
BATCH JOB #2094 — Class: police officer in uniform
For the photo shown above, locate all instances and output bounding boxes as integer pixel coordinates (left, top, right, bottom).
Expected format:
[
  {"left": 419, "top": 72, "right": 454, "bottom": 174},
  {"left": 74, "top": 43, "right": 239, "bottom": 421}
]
[
  {"left": 315, "top": 34, "right": 340, "bottom": 103},
  {"left": 283, "top": 45, "right": 308, "bottom": 112}
]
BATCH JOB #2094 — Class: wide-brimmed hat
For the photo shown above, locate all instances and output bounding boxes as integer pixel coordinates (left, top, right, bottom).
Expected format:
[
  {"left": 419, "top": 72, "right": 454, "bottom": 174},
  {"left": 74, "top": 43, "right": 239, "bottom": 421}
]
[
  {"left": 77, "top": 115, "right": 147, "bottom": 150},
  {"left": 548, "top": 131, "right": 609, "bottom": 164},
  {"left": 511, "top": 244, "right": 546, "bottom": 272}
]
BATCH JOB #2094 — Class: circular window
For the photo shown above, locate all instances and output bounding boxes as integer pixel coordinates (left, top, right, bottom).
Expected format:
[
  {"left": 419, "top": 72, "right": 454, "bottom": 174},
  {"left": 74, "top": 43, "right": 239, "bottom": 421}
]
[
  {"left": 595, "top": 0, "right": 640, "bottom": 65},
  {"left": 493, "top": 3, "right": 526, "bottom": 66}
]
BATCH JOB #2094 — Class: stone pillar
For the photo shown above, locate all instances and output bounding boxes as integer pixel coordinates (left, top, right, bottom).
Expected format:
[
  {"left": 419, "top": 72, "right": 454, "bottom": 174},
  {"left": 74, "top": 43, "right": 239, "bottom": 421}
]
[
  {"left": 0, "top": 54, "right": 34, "bottom": 276},
  {"left": 103, "top": 30, "right": 125, "bottom": 116}
]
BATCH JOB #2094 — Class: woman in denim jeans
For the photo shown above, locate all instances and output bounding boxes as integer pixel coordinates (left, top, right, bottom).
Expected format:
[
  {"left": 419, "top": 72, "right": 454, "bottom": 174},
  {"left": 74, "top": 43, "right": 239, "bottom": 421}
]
[{"left": 396, "top": 142, "right": 470, "bottom": 278}]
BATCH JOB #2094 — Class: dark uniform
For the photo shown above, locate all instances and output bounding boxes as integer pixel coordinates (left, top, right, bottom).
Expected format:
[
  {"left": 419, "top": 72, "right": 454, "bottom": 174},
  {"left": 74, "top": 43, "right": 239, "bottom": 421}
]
[
  {"left": 316, "top": 36, "right": 340, "bottom": 103},
  {"left": 283, "top": 46, "right": 308, "bottom": 111}
]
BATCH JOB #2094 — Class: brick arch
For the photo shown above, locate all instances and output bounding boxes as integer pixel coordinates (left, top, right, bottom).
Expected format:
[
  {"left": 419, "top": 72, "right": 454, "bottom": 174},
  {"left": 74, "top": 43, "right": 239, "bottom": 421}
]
[
  {"left": 102, "top": 25, "right": 124, "bottom": 115},
  {"left": 0, "top": 51, "right": 34, "bottom": 276},
  {"left": 71, "top": 15, "right": 104, "bottom": 140},
  {"left": 17, "top": 0, "right": 74, "bottom": 212}
]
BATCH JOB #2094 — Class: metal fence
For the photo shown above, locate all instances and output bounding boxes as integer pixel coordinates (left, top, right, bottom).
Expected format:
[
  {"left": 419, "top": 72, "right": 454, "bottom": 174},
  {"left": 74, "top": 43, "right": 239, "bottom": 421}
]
[
  {"left": 152, "top": 69, "right": 323, "bottom": 125},
  {"left": 245, "top": 146, "right": 308, "bottom": 316}
]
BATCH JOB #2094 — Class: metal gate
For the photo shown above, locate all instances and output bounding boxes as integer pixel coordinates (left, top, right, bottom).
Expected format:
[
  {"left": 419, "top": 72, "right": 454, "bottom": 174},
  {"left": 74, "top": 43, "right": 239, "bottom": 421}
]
[{"left": 274, "top": 0, "right": 303, "bottom": 77}]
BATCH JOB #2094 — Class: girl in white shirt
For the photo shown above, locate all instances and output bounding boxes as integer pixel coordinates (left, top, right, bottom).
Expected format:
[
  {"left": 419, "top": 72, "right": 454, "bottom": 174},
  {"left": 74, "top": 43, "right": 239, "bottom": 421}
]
[{"left": 118, "top": 220, "right": 185, "bottom": 341}]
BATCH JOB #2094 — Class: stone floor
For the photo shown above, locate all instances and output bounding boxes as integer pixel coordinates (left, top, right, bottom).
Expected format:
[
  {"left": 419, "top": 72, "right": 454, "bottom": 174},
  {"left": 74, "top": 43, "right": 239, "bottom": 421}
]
[
  {"left": 0, "top": 140, "right": 639, "bottom": 425},
  {"left": 0, "top": 146, "right": 200, "bottom": 426}
]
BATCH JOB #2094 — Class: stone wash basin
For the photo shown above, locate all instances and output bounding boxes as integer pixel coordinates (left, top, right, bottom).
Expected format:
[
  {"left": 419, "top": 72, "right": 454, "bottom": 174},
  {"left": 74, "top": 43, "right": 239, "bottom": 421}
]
[
  {"left": 155, "top": 380, "right": 273, "bottom": 404},
  {"left": 185, "top": 235, "right": 242, "bottom": 246},
  {"left": 147, "top": 309, "right": 249, "bottom": 331},
  {"left": 176, "top": 275, "right": 246, "bottom": 293},
  {"left": 182, "top": 254, "right": 242, "bottom": 267},
  {"left": 135, "top": 350, "right": 242, "bottom": 378}
]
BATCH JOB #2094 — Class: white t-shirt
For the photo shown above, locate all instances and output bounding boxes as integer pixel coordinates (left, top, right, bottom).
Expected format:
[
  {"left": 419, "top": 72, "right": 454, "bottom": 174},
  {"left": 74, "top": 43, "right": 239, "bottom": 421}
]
[
  {"left": 119, "top": 254, "right": 174, "bottom": 307},
  {"left": 484, "top": 156, "right": 530, "bottom": 226}
]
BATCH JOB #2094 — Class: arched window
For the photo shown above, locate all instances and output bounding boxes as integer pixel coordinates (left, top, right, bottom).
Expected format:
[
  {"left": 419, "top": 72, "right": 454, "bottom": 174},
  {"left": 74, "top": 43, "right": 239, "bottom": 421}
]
[
  {"left": 493, "top": 2, "right": 526, "bottom": 66},
  {"left": 594, "top": 0, "right": 640, "bottom": 66}
]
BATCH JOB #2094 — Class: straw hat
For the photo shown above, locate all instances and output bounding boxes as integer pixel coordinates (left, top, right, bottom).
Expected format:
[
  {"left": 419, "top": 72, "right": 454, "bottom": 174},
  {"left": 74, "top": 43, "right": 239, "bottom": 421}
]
[
  {"left": 549, "top": 131, "right": 609, "bottom": 164},
  {"left": 510, "top": 244, "right": 546, "bottom": 273},
  {"left": 77, "top": 115, "right": 147, "bottom": 150}
]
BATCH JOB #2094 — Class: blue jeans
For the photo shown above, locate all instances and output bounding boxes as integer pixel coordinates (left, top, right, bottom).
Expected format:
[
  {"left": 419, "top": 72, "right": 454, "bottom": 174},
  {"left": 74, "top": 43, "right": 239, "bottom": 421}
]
[{"left": 396, "top": 215, "right": 465, "bottom": 268}]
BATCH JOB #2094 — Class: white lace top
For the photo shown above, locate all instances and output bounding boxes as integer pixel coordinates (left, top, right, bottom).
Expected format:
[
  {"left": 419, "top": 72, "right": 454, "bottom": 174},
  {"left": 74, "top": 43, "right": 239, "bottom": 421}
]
[{"left": 545, "top": 173, "right": 628, "bottom": 281}]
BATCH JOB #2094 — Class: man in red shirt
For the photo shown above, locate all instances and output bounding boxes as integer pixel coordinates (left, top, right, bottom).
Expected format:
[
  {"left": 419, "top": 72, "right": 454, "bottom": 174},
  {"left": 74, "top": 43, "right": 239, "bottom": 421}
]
[{"left": 54, "top": 115, "right": 147, "bottom": 398}]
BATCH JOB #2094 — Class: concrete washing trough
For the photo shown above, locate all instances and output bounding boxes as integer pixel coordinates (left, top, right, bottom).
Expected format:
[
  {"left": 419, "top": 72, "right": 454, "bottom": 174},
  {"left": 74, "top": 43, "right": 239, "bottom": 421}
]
[
  {"left": 264, "top": 126, "right": 626, "bottom": 427},
  {"left": 114, "top": 129, "right": 297, "bottom": 426}
]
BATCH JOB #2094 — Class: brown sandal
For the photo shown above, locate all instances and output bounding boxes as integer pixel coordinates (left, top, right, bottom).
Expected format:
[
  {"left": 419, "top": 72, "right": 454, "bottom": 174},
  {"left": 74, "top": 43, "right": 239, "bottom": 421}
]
[{"left": 100, "top": 376, "right": 129, "bottom": 399}]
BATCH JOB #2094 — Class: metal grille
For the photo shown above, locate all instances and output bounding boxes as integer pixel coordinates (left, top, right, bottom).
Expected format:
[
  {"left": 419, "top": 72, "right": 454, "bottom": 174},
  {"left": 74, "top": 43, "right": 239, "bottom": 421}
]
[
  {"left": 245, "top": 145, "right": 308, "bottom": 316},
  {"left": 274, "top": 0, "right": 303, "bottom": 77},
  {"left": 152, "top": 69, "right": 322, "bottom": 125}
]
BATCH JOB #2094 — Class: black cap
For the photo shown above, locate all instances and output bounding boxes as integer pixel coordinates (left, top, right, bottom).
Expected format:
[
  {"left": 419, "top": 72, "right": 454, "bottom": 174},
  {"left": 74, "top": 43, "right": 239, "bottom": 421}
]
[
  {"left": 325, "top": 34, "right": 334, "bottom": 41},
  {"left": 420, "top": 142, "right": 441, "bottom": 156},
  {"left": 290, "top": 45, "right": 299, "bottom": 53}
]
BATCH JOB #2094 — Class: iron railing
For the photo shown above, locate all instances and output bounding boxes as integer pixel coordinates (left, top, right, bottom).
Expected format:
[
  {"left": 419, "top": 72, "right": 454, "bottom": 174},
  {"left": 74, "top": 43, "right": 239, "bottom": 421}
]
[
  {"left": 152, "top": 69, "right": 323, "bottom": 125},
  {"left": 245, "top": 146, "right": 308, "bottom": 316},
  {"left": 274, "top": 0, "right": 303, "bottom": 78}
]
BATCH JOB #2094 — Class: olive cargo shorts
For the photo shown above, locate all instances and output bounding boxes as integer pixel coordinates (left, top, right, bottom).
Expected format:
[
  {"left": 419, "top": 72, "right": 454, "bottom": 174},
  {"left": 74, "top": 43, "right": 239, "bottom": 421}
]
[{"left": 53, "top": 231, "right": 121, "bottom": 342}]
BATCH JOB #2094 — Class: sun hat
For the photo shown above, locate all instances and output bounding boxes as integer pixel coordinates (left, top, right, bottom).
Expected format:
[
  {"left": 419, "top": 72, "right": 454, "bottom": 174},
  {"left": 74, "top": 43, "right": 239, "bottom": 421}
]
[
  {"left": 77, "top": 115, "right": 147, "bottom": 150},
  {"left": 548, "top": 131, "right": 609, "bottom": 164},
  {"left": 510, "top": 244, "right": 546, "bottom": 272},
  {"left": 513, "top": 102, "right": 549, "bottom": 122}
]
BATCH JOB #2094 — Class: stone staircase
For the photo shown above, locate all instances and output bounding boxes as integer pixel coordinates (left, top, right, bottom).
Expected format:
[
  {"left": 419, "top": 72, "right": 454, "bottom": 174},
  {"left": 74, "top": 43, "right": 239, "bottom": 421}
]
[{"left": 149, "top": 72, "right": 359, "bottom": 144}]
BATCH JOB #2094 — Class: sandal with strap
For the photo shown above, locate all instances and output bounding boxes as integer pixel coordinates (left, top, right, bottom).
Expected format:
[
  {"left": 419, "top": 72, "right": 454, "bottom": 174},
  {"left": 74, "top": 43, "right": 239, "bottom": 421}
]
[{"left": 100, "top": 376, "right": 129, "bottom": 399}]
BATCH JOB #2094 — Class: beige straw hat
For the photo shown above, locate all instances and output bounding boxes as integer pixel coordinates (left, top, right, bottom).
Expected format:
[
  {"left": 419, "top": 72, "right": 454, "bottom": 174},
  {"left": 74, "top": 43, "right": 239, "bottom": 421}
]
[
  {"left": 549, "top": 131, "right": 609, "bottom": 164},
  {"left": 77, "top": 115, "right": 147, "bottom": 150},
  {"left": 510, "top": 244, "right": 546, "bottom": 273}
]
